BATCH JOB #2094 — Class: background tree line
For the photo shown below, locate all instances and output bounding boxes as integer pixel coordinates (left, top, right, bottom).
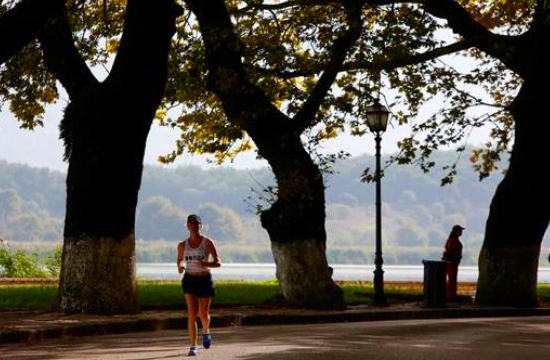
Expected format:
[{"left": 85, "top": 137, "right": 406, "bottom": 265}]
[{"left": 3, "top": 150, "right": 548, "bottom": 266}]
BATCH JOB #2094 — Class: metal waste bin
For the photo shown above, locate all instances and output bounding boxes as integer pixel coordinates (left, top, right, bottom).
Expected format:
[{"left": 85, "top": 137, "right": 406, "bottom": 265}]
[{"left": 422, "top": 260, "right": 447, "bottom": 308}]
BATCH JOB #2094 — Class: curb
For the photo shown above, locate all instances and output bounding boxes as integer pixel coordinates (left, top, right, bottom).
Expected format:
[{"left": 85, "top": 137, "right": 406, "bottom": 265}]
[
  {"left": 3, "top": 307, "right": 550, "bottom": 345},
  {"left": 233, "top": 307, "right": 550, "bottom": 326}
]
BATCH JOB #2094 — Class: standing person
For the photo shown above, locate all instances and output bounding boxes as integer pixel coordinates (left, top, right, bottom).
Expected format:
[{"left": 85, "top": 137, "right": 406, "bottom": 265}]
[
  {"left": 177, "top": 214, "right": 221, "bottom": 356},
  {"left": 442, "top": 224, "right": 464, "bottom": 302}
]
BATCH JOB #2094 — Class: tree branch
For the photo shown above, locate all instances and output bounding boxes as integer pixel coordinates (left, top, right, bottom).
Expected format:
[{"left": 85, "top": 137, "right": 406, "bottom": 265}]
[
  {"left": 38, "top": 13, "right": 97, "bottom": 100},
  {"left": 237, "top": 0, "right": 300, "bottom": 13},
  {"left": 292, "top": 4, "right": 363, "bottom": 132},
  {"left": 0, "top": 0, "right": 65, "bottom": 64},
  {"left": 252, "top": 0, "right": 525, "bottom": 76},
  {"left": 420, "top": 0, "right": 526, "bottom": 72},
  {"left": 107, "top": 0, "right": 182, "bottom": 105},
  {"left": 254, "top": 36, "right": 485, "bottom": 81},
  {"left": 184, "top": 0, "right": 289, "bottom": 135},
  {"left": 377, "top": 35, "right": 514, "bottom": 70}
]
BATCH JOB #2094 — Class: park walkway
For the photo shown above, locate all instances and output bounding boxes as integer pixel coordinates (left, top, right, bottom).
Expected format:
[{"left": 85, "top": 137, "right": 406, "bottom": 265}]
[{"left": 3, "top": 297, "right": 550, "bottom": 345}]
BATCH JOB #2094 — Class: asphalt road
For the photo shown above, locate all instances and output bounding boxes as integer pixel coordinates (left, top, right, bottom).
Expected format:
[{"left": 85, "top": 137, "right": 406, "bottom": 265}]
[{"left": 2, "top": 316, "right": 550, "bottom": 360}]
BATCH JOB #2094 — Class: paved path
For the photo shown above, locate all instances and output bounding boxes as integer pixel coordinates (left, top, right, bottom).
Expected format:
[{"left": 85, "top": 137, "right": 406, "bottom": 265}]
[
  {"left": 2, "top": 316, "right": 550, "bottom": 359},
  {"left": 3, "top": 302, "right": 550, "bottom": 344}
]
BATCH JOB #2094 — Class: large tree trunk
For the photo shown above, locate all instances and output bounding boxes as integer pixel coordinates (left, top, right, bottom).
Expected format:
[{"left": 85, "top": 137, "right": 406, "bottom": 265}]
[
  {"left": 44, "top": 0, "right": 180, "bottom": 314},
  {"left": 476, "top": 77, "right": 550, "bottom": 307},
  {"left": 184, "top": 0, "right": 346, "bottom": 310},
  {"left": 58, "top": 86, "right": 152, "bottom": 314},
  {"left": 258, "top": 134, "right": 344, "bottom": 310}
]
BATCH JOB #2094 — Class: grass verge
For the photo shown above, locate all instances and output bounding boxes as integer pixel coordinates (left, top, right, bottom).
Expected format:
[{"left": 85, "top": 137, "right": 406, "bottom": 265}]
[
  {"left": 0, "top": 280, "right": 416, "bottom": 311},
  {"left": 1, "top": 281, "right": 548, "bottom": 311}
]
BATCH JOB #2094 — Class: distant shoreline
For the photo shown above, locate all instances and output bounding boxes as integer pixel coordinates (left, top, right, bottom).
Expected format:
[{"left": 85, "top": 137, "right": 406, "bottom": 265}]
[{"left": 5, "top": 262, "right": 550, "bottom": 285}]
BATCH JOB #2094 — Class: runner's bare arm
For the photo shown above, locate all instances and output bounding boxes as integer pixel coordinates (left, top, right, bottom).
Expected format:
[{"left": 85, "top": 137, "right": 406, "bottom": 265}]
[
  {"left": 177, "top": 242, "right": 185, "bottom": 274},
  {"left": 200, "top": 238, "right": 221, "bottom": 268}
]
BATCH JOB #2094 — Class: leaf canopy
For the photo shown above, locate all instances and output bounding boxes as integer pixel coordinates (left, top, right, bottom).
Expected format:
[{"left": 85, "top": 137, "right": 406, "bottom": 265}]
[{"left": 1, "top": 0, "right": 532, "bottom": 179}]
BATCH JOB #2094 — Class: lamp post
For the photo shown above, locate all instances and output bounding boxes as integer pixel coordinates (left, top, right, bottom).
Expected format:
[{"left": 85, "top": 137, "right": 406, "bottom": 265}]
[{"left": 365, "top": 98, "right": 390, "bottom": 306}]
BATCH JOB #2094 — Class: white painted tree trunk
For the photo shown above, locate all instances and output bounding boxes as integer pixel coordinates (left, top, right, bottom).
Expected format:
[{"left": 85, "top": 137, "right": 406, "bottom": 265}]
[
  {"left": 271, "top": 238, "right": 344, "bottom": 309},
  {"left": 58, "top": 235, "right": 138, "bottom": 314},
  {"left": 476, "top": 245, "right": 539, "bottom": 307}
]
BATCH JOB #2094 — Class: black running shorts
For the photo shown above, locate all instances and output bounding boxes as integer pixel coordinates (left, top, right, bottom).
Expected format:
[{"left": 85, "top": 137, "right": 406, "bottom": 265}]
[{"left": 181, "top": 272, "right": 215, "bottom": 298}]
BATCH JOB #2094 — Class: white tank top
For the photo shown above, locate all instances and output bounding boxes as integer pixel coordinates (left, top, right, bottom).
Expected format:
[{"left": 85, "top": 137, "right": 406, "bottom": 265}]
[{"left": 184, "top": 237, "right": 210, "bottom": 274}]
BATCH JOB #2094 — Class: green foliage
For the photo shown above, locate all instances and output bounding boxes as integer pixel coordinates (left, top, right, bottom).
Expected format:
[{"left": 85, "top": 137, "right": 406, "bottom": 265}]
[
  {"left": 0, "top": 1, "right": 531, "bottom": 185},
  {"left": 4, "top": 280, "right": 549, "bottom": 311},
  {"left": 0, "top": 246, "right": 48, "bottom": 278},
  {"left": 155, "top": 1, "right": 523, "bottom": 186},
  {"left": 198, "top": 203, "right": 247, "bottom": 244},
  {"left": 43, "top": 244, "right": 62, "bottom": 277},
  {"left": 0, "top": 161, "right": 64, "bottom": 242},
  {"left": 0, "top": 188, "right": 21, "bottom": 221},
  {"left": 7, "top": 150, "right": 549, "bottom": 266},
  {"left": 0, "top": 284, "right": 57, "bottom": 310},
  {"left": 538, "top": 285, "right": 550, "bottom": 307},
  {"left": 0, "top": 0, "right": 124, "bottom": 130},
  {"left": 136, "top": 196, "right": 187, "bottom": 240},
  {"left": 137, "top": 281, "right": 187, "bottom": 308},
  {"left": 0, "top": 151, "right": 514, "bottom": 265},
  {"left": 0, "top": 280, "right": 283, "bottom": 310},
  {"left": 136, "top": 240, "right": 175, "bottom": 263},
  {"left": 340, "top": 282, "right": 426, "bottom": 305},
  {"left": 0, "top": 242, "right": 61, "bottom": 278},
  {"left": 212, "top": 280, "right": 282, "bottom": 307},
  {"left": 0, "top": 280, "right": 425, "bottom": 310},
  {"left": 137, "top": 280, "right": 282, "bottom": 309}
]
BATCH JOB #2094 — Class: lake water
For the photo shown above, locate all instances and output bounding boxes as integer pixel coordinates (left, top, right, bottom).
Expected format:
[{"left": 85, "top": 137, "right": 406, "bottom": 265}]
[{"left": 138, "top": 263, "right": 550, "bottom": 283}]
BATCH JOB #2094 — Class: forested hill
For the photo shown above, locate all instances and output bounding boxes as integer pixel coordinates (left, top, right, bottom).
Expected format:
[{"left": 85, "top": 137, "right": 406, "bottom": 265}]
[{"left": 0, "top": 151, "right": 528, "bottom": 265}]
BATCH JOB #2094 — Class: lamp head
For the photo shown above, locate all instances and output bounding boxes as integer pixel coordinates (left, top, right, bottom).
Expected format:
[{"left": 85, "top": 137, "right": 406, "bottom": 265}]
[{"left": 365, "top": 99, "right": 390, "bottom": 133}]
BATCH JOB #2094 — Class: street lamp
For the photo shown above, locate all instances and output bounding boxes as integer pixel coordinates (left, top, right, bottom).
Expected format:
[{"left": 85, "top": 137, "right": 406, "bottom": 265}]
[{"left": 365, "top": 98, "right": 390, "bottom": 306}]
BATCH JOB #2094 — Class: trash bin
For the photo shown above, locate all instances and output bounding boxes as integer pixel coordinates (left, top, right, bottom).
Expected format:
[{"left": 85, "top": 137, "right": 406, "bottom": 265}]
[{"left": 422, "top": 260, "right": 447, "bottom": 308}]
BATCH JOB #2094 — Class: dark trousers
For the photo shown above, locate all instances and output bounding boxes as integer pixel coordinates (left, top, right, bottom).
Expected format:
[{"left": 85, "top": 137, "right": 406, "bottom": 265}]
[{"left": 446, "top": 262, "right": 459, "bottom": 301}]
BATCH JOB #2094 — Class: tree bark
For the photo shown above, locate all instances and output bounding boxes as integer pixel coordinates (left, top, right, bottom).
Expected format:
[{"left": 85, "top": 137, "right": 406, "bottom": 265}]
[
  {"left": 184, "top": 0, "right": 351, "bottom": 309},
  {"left": 59, "top": 84, "right": 154, "bottom": 314},
  {"left": 40, "top": 0, "right": 180, "bottom": 314},
  {"left": 476, "top": 76, "right": 550, "bottom": 307},
  {"left": 257, "top": 133, "right": 344, "bottom": 309}
]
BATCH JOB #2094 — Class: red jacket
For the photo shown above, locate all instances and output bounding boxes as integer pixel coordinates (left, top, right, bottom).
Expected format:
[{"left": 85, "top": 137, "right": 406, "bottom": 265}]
[{"left": 443, "top": 236, "right": 463, "bottom": 263}]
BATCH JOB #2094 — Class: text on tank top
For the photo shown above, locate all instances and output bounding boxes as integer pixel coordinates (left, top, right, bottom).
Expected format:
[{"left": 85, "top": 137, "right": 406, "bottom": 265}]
[{"left": 184, "top": 236, "right": 210, "bottom": 274}]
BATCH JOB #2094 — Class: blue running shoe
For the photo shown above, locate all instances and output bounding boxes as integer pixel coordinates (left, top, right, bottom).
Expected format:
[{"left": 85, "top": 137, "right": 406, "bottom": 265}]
[
  {"left": 203, "top": 333, "right": 212, "bottom": 349},
  {"left": 188, "top": 346, "right": 198, "bottom": 356}
]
